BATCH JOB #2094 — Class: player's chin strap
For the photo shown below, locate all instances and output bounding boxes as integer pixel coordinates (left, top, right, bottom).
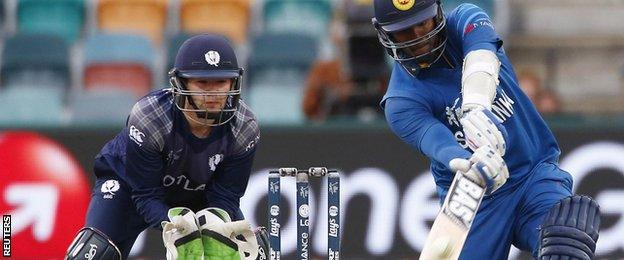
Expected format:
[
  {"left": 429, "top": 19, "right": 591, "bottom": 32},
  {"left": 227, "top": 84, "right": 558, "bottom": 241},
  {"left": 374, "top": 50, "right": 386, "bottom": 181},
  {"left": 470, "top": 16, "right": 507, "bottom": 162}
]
[{"left": 538, "top": 195, "right": 600, "bottom": 260}]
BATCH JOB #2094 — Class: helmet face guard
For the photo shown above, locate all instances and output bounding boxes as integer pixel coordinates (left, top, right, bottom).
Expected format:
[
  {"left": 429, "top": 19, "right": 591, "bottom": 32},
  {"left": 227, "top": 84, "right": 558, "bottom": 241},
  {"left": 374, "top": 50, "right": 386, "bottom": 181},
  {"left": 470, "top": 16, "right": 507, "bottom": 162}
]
[
  {"left": 373, "top": 2, "right": 447, "bottom": 76},
  {"left": 169, "top": 68, "right": 243, "bottom": 126}
]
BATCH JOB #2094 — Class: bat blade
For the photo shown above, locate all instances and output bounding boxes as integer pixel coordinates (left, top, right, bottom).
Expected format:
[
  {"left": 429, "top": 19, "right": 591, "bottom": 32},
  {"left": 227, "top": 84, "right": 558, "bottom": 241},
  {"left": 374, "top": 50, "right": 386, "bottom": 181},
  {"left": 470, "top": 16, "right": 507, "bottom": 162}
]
[{"left": 420, "top": 171, "right": 486, "bottom": 260}]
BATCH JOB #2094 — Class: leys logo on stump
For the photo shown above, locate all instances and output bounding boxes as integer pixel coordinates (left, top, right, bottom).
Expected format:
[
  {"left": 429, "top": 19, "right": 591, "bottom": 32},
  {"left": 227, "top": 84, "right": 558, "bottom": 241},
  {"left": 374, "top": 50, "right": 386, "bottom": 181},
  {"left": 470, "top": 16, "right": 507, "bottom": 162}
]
[{"left": 393, "top": 0, "right": 415, "bottom": 11}]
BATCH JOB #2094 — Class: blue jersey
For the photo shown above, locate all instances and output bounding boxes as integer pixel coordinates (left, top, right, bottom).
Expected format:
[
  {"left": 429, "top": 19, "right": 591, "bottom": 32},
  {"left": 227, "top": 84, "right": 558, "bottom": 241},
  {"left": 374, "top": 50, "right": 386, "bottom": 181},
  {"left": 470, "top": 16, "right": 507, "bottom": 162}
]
[
  {"left": 382, "top": 4, "right": 560, "bottom": 193},
  {"left": 95, "top": 89, "right": 260, "bottom": 227}
]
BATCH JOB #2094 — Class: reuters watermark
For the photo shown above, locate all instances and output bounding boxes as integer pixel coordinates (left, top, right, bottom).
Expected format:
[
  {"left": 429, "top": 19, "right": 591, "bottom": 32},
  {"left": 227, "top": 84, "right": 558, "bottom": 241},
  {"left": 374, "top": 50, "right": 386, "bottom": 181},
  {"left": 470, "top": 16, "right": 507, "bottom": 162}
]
[{"left": 3, "top": 215, "right": 10, "bottom": 257}]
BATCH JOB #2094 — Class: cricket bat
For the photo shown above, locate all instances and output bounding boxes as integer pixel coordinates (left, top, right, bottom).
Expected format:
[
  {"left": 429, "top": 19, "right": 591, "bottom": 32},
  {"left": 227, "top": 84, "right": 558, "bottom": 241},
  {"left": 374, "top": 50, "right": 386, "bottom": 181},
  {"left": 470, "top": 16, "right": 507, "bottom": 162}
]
[{"left": 419, "top": 169, "right": 486, "bottom": 260}]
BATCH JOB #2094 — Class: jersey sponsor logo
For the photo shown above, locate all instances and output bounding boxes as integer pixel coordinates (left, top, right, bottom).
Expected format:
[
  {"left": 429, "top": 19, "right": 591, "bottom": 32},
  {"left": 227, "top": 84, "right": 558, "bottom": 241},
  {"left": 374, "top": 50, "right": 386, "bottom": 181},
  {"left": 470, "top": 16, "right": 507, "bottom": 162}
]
[
  {"left": 245, "top": 134, "right": 260, "bottom": 153},
  {"left": 392, "top": 0, "right": 415, "bottom": 11},
  {"left": 205, "top": 51, "right": 220, "bottom": 67},
  {"left": 101, "top": 180, "right": 120, "bottom": 199},
  {"left": 490, "top": 89, "right": 515, "bottom": 123},
  {"left": 444, "top": 175, "right": 484, "bottom": 228},
  {"left": 209, "top": 154, "right": 224, "bottom": 171},
  {"left": 464, "top": 20, "right": 495, "bottom": 36},
  {"left": 162, "top": 174, "right": 206, "bottom": 191},
  {"left": 129, "top": 125, "right": 146, "bottom": 146}
]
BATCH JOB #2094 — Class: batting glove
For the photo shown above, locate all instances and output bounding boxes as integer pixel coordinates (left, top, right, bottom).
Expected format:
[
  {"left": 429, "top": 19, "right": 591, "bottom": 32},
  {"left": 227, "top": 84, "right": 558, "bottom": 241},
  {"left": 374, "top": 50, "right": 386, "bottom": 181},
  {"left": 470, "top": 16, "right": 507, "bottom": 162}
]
[
  {"left": 460, "top": 107, "right": 508, "bottom": 156},
  {"left": 450, "top": 145, "right": 509, "bottom": 195}
]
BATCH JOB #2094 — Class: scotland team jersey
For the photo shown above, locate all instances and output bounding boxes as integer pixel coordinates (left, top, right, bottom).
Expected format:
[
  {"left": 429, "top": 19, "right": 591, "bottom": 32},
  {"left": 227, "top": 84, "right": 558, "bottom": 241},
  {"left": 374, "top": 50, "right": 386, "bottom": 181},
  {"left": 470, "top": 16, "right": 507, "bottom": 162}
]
[
  {"left": 382, "top": 4, "right": 560, "bottom": 192},
  {"left": 94, "top": 88, "right": 260, "bottom": 227}
]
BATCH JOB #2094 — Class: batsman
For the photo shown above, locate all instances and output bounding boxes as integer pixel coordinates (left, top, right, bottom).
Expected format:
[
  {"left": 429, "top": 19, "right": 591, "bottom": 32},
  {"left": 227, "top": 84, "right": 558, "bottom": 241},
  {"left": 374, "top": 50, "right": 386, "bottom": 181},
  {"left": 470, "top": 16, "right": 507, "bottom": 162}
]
[
  {"left": 65, "top": 34, "right": 269, "bottom": 259},
  {"left": 372, "top": 0, "right": 601, "bottom": 259}
]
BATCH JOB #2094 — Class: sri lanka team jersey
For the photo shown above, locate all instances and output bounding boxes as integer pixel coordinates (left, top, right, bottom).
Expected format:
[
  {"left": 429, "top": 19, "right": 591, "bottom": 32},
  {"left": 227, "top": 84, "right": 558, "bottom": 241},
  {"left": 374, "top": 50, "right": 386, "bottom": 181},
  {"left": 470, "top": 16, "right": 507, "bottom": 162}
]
[{"left": 382, "top": 4, "right": 560, "bottom": 193}]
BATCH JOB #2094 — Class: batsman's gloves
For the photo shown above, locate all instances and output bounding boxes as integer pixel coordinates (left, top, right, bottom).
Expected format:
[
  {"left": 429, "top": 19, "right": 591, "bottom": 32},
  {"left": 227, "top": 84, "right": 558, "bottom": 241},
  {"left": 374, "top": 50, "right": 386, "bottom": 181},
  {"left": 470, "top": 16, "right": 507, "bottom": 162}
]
[
  {"left": 450, "top": 145, "right": 509, "bottom": 195},
  {"left": 460, "top": 107, "right": 508, "bottom": 156}
]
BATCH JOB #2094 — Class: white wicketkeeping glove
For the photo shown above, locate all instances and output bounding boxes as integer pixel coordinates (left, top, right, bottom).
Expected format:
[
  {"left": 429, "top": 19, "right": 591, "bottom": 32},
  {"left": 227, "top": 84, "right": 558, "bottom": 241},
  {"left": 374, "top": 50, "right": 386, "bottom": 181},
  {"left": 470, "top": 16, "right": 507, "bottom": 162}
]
[
  {"left": 162, "top": 207, "right": 205, "bottom": 260},
  {"left": 460, "top": 107, "right": 508, "bottom": 156},
  {"left": 450, "top": 146, "right": 509, "bottom": 195},
  {"left": 195, "top": 208, "right": 259, "bottom": 260}
]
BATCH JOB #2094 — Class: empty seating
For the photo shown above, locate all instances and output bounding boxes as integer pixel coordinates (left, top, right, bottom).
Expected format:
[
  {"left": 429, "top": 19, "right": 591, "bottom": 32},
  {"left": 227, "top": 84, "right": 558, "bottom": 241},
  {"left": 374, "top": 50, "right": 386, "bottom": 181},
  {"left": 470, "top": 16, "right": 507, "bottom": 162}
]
[
  {"left": 0, "top": 1, "right": 5, "bottom": 31},
  {"left": 444, "top": 0, "right": 494, "bottom": 16},
  {"left": 247, "top": 32, "right": 318, "bottom": 84},
  {"left": 246, "top": 84, "right": 304, "bottom": 124},
  {"left": 180, "top": 0, "right": 250, "bottom": 45},
  {"left": 69, "top": 89, "right": 136, "bottom": 125},
  {"left": 0, "top": 87, "right": 64, "bottom": 126},
  {"left": 245, "top": 32, "right": 318, "bottom": 124},
  {"left": 97, "top": 0, "right": 168, "bottom": 45},
  {"left": 344, "top": 0, "right": 377, "bottom": 36},
  {"left": 17, "top": 0, "right": 85, "bottom": 43},
  {"left": 1, "top": 33, "right": 70, "bottom": 89},
  {"left": 83, "top": 33, "right": 154, "bottom": 97},
  {"left": 262, "top": 0, "right": 332, "bottom": 38}
]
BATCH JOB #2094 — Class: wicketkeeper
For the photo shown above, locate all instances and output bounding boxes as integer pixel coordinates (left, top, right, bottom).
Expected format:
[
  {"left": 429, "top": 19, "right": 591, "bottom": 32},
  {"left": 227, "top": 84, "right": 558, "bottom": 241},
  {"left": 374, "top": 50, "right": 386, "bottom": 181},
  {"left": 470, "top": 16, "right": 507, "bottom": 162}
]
[{"left": 65, "top": 34, "right": 268, "bottom": 259}]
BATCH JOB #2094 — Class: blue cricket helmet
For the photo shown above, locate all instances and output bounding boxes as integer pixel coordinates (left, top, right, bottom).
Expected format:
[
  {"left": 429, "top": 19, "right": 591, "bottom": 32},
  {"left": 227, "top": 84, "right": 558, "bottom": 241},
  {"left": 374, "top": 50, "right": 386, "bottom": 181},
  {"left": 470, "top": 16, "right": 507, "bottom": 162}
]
[
  {"left": 372, "top": 0, "right": 447, "bottom": 76},
  {"left": 169, "top": 34, "right": 244, "bottom": 126}
]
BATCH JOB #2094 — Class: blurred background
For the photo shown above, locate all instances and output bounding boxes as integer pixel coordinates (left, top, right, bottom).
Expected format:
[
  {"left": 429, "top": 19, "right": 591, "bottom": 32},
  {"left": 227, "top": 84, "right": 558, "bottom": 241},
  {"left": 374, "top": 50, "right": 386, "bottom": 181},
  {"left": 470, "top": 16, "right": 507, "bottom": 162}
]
[{"left": 0, "top": 0, "right": 622, "bottom": 259}]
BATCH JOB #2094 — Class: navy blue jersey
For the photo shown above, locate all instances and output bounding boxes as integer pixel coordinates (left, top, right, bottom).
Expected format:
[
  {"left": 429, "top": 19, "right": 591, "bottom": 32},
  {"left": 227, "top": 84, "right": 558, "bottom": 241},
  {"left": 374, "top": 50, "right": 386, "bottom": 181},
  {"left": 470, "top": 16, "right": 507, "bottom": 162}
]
[
  {"left": 94, "top": 88, "right": 260, "bottom": 227},
  {"left": 382, "top": 4, "right": 560, "bottom": 192}
]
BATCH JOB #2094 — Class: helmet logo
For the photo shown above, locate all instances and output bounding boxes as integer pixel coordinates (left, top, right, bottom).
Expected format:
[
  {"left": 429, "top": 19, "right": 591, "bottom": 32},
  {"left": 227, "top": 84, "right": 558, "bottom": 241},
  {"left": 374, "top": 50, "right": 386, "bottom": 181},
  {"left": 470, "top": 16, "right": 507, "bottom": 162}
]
[
  {"left": 205, "top": 51, "right": 220, "bottom": 67},
  {"left": 392, "top": 0, "right": 415, "bottom": 11}
]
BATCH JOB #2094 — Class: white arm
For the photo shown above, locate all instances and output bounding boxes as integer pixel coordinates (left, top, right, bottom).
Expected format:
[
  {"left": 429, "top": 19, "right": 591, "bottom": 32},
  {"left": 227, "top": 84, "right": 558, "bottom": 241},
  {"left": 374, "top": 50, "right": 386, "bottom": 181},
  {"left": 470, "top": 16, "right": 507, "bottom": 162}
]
[{"left": 461, "top": 49, "right": 501, "bottom": 111}]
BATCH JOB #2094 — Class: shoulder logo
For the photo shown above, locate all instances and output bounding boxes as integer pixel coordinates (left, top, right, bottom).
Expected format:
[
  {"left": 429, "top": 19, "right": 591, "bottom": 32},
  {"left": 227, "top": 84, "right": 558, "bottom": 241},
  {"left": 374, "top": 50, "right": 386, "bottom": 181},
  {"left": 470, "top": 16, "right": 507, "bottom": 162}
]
[
  {"left": 129, "top": 125, "right": 146, "bottom": 146},
  {"left": 393, "top": 0, "right": 415, "bottom": 11},
  {"left": 245, "top": 134, "right": 260, "bottom": 153},
  {"left": 101, "top": 179, "right": 120, "bottom": 199},
  {"left": 205, "top": 51, "right": 220, "bottom": 67}
]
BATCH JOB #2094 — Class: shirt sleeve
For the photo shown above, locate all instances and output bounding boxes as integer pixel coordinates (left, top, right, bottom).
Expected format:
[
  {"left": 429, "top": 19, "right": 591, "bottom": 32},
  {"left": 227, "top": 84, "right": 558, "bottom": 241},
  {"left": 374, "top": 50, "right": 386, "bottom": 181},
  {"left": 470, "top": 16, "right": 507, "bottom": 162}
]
[
  {"left": 205, "top": 148, "right": 256, "bottom": 221},
  {"left": 124, "top": 100, "right": 171, "bottom": 228},
  {"left": 125, "top": 132, "right": 168, "bottom": 228},
  {"left": 447, "top": 3, "right": 503, "bottom": 54},
  {"left": 384, "top": 97, "right": 471, "bottom": 171}
]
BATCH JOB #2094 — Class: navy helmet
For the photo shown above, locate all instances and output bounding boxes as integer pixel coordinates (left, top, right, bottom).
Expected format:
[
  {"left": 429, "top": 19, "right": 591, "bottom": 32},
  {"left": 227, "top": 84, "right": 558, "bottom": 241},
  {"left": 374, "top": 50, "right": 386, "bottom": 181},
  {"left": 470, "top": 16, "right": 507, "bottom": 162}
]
[
  {"left": 372, "top": 0, "right": 447, "bottom": 76},
  {"left": 169, "top": 34, "right": 244, "bottom": 126}
]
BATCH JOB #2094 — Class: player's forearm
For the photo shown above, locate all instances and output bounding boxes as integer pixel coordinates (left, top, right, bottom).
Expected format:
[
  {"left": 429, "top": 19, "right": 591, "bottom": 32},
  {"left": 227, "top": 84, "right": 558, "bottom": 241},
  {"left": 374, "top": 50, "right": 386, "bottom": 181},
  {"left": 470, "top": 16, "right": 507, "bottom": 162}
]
[
  {"left": 132, "top": 189, "right": 169, "bottom": 228},
  {"left": 206, "top": 182, "right": 245, "bottom": 221},
  {"left": 206, "top": 193, "right": 244, "bottom": 221},
  {"left": 420, "top": 123, "right": 472, "bottom": 171},
  {"left": 461, "top": 49, "right": 500, "bottom": 111},
  {"left": 206, "top": 150, "right": 255, "bottom": 221}
]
